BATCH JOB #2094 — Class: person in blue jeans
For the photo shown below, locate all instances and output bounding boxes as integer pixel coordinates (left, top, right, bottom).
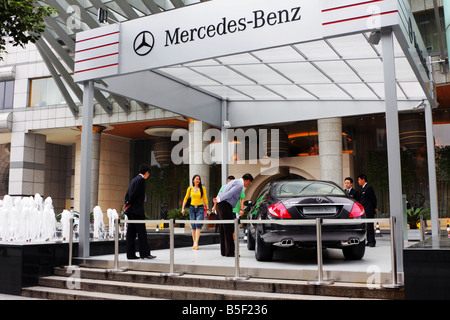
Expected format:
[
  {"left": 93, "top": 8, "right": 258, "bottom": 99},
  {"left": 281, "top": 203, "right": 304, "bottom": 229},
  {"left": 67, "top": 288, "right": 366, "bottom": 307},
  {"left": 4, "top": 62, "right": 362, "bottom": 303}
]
[{"left": 181, "top": 175, "right": 210, "bottom": 250}]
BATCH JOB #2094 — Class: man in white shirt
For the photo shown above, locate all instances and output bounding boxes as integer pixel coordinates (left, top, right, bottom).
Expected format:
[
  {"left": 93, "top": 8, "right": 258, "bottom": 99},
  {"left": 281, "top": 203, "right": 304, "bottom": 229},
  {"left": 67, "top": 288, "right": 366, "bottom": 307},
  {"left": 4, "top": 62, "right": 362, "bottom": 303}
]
[{"left": 214, "top": 173, "right": 253, "bottom": 257}]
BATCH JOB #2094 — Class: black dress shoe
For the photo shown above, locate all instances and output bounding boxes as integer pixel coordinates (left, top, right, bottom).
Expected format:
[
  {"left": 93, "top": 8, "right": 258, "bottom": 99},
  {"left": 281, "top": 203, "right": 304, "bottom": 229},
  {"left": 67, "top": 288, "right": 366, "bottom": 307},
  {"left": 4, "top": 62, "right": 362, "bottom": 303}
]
[
  {"left": 127, "top": 256, "right": 139, "bottom": 260},
  {"left": 141, "top": 255, "right": 157, "bottom": 259},
  {"left": 366, "top": 243, "right": 376, "bottom": 247}
]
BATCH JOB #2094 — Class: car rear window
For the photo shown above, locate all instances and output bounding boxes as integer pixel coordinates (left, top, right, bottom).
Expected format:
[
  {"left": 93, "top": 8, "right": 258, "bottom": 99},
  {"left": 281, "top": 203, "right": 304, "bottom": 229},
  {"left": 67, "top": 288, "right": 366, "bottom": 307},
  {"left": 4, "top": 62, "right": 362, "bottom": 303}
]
[{"left": 274, "top": 181, "right": 346, "bottom": 197}]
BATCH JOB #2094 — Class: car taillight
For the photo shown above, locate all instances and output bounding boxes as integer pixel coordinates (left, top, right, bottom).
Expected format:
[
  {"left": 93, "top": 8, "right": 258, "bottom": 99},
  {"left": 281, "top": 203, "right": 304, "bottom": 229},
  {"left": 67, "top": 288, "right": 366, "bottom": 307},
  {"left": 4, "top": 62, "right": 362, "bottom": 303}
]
[
  {"left": 349, "top": 202, "right": 365, "bottom": 218},
  {"left": 268, "top": 203, "right": 292, "bottom": 218}
]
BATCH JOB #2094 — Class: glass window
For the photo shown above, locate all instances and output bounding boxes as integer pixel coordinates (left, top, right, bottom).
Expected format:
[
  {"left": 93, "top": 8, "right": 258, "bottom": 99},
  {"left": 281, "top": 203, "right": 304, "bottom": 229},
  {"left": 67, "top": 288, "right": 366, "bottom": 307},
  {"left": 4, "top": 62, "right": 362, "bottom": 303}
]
[
  {"left": 414, "top": 9, "right": 447, "bottom": 54},
  {"left": 274, "top": 181, "right": 345, "bottom": 197},
  {"left": 0, "top": 82, "right": 4, "bottom": 109},
  {"left": 29, "top": 77, "right": 80, "bottom": 107},
  {"left": 4, "top": 81, "right": 13, "bottom": 109},
  {"left": 0, "top": 80, "right": 14, "bottom": 110}
]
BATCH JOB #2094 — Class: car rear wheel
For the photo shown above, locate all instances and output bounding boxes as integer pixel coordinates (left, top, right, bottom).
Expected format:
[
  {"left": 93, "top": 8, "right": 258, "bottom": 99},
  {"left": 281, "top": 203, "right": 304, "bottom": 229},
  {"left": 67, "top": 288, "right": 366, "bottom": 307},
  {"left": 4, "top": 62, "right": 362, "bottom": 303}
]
[
  {"left": 342, "top": 241, "right": 365, "bottom": 260},
  {"left": 255, "top": 231, "right": 273, "bottom": 261}
]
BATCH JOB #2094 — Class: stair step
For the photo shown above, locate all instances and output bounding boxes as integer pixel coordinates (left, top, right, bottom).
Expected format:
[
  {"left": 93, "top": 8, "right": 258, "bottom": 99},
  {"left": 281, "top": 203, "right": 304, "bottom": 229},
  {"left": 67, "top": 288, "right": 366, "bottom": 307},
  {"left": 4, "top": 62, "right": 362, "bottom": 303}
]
[
  {"left": 21, "top": 285, "right": 160, "bottom": 300},
  {"left": 29, "top": 275, "right": 372, "bottom": 300},
  {"left": 51, "top": 266, "right": 403, "bottom": 300},
  {"left": 21, "top": 266, "right": 404, "bottom": 300}
]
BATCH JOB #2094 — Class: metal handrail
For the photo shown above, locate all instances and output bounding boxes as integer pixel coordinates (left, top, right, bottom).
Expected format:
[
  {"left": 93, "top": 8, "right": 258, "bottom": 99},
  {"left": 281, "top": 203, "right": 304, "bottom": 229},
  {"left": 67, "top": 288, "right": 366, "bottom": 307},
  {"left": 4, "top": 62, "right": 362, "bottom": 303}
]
[
  {"left": 68, "top": 217, "right": 73, "bottom": 266},
  {"left": 110, "top": 216, "right": 402, "bottom": 287}
]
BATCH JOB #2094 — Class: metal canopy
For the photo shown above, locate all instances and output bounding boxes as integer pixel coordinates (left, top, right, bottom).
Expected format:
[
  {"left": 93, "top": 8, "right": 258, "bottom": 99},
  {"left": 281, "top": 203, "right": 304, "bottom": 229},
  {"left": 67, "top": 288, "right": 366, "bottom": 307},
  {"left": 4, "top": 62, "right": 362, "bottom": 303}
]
[
  {"left": 35, "top": 0, "right": 432, "bottom": 127},
  {"left": 95, "top": 31, "right": 429, "bottom": 128},
  {"left": 153, "top": 32, "right": 428, "bottom": 127},
  {"left": 157, "top": 33, "right": 423, "bottom": 103}
]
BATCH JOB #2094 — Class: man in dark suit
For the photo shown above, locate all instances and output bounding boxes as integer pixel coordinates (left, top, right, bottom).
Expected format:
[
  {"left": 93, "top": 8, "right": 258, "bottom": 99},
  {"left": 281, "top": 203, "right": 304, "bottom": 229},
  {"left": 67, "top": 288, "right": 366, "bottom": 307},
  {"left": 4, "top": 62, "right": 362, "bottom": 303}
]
[
  {"left": 357, "top": 174, "right": 377, "bottom": 247},
  {"left": 123, "top": 164, "right": 155, "bottom": 260},
  {"left": 344, "top": 177, "right": 360, "bottom": 201}
]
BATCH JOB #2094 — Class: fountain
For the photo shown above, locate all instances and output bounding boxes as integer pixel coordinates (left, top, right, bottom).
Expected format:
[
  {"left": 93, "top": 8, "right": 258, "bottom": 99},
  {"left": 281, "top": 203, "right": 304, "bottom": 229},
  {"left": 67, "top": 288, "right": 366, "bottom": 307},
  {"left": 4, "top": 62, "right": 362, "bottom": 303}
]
[
  {"left": 0, "top": 193, "right": 122, "bottom": 243},
  {"left": 60, "top": 209, "right": 72, "bottom": 241},
  {"left": 107, "top": 208, "right": 119, "bottom": 238},
  {"left": 0, "top": 193, "right": 126, "bottom": 294},
  {"left": 93, "top": 205, "right": 105, "bottom": 239},
  {"left": 0, "top": 194, "right": 57, "bottom": 242}
]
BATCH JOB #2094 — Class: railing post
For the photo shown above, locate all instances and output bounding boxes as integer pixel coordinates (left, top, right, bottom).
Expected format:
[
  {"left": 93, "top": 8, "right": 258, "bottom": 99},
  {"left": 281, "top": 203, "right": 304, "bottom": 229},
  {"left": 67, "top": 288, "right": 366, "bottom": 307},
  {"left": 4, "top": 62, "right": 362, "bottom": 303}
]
[
  {"left": 383, "top": 216, "right": 403, "bottom": 288},
  {"left": 308, "top": 218, "right": 334, "bottom": 285},
  {"left": 113, "top": 218, "right": 119, "bottom": 270},
  {"left": 68, "top": 217, "right": 73, "bottom": 266},
  {"left": 163, "top": 219, "right": 182, "bottom": 276},
  {"left": 106, "top": 218, "right": 127, "bottom": 273},
  {"left": 420, "top": 215, "right": 425, "bottom": 242},
  {"left": 227, "top": 218, "right": 248, "bottom": 281}
]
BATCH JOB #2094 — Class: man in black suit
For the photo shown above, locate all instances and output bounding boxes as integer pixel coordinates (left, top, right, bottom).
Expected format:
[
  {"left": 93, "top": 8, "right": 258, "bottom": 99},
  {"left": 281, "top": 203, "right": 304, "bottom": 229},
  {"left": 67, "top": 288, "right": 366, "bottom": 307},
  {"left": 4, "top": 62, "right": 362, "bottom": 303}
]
[
  {"left": 123, "top": 164, "right": 155, "bottom": 260},
  {"left": 357, "top": 174, "right": 377, "bottom": 247},
  {"left": 344, "top": 177, "right": 360, "bottom": 201}
]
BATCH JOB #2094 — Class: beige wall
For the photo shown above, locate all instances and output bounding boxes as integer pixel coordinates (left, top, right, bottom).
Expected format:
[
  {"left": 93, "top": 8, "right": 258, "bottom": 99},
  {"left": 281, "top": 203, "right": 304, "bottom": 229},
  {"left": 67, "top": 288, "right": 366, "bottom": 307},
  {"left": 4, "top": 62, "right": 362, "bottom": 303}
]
[
  {"left": 98, "top": 134, "right": 130, "bottom": 215},
  {"left": 74, "top": 133, "right": 130, "bottom": 222}
]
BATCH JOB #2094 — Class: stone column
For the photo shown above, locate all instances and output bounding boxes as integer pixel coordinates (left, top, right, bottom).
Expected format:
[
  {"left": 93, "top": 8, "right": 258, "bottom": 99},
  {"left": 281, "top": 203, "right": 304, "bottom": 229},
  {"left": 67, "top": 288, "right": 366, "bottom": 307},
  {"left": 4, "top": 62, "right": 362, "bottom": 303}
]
[
  {"left": 188, "top": 120, "right": 210, "bottom": 217},
  {"left": 9, "top": 132, "right": 46, "bottom": 197},
  {"left": 318, "top": 118, "right": 342, "bottom": 185},
  {"left": 74, "top": 125, "right": 103, "bottom": 211}
]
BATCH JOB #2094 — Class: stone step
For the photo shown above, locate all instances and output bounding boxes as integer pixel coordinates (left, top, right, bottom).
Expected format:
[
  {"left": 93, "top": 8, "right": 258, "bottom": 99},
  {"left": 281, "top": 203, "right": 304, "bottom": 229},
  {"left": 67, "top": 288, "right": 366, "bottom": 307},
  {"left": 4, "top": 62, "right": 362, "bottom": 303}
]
[
  {"left": 21, "top": 285, "right": 160, "bottom": 300},
  {"left": 50, "top": 266, "right": 403, "bottom": 300},
  {"left": 25, "top": 275, "right": 368, "bottom": 300}
]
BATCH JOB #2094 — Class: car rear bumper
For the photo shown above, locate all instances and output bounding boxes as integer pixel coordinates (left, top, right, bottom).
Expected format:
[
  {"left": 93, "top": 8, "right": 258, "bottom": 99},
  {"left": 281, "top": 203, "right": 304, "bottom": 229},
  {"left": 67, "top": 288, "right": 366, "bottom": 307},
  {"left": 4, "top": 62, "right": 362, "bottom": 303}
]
[{"left": 259, "top": 224, "right": 366, "bottom": 248}]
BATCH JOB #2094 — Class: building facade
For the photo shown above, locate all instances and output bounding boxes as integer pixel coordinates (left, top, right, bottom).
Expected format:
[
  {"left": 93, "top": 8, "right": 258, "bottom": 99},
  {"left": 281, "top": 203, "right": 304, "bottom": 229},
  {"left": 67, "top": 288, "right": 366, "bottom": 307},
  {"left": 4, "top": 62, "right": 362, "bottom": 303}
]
[{"left": 0, "top": 0, "right": 448, "bottom": 224}]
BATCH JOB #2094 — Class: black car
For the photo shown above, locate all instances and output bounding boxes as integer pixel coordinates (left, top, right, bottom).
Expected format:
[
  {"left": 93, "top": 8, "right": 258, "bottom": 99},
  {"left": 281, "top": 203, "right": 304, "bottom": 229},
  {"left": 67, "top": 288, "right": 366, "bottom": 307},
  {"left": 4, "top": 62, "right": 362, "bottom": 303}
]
[{"left": 245, "top": 179, "right": 366, "bottom": 261}]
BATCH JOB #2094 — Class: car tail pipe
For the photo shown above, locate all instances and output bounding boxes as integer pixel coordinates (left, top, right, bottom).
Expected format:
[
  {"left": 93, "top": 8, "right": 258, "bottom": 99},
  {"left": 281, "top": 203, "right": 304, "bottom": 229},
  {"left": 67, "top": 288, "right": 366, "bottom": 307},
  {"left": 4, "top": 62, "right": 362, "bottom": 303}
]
[
  {"left": 274, "top": 239, "right": 294, "bottom": 247},
  {"left": 340, "top": 237, "right": 360, "bottom": 246}
]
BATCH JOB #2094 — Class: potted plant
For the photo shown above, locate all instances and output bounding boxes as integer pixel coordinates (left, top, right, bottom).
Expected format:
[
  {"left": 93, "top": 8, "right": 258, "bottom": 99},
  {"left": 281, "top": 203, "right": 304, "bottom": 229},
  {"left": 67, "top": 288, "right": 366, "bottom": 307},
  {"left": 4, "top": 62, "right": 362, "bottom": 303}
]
[
  {"left": 167, "top": 208, "right": 188, "bottom": 227},
  {"left": 407, "top": 207, "right": 431, "bottom": 229}
]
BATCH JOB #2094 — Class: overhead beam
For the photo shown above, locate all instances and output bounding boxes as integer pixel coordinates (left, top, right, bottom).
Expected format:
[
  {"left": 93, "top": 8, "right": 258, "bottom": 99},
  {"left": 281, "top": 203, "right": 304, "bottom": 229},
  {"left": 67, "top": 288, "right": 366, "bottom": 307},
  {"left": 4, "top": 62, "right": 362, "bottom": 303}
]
[
  {"left": 227, "top": 99, "right": 426, "bottom": 128},
  {"left": 141, "top": 0, "right": 162, "bottom": 14},
  {"left": 36, "top": 38, "right": 82, "bottom": 99},
  {"left": 35, "top": 41, "right": 79, "bottom": 117},
  {"left": 97, "top": 71, "right": 221, "bottom": 127},
  {"left": 170, "top": 0, "right": 185, "bottom": 8},
  {"left": 42, "top": 16, "right": 76, "bottom": 52},
  {"left": 65, "top": 0, "right": 100, "bottom": 29}
]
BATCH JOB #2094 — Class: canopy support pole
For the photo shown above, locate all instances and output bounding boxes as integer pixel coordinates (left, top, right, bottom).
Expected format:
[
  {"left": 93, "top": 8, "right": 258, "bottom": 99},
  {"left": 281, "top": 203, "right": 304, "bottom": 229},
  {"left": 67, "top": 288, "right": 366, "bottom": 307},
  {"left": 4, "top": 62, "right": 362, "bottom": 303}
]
[
  {"left": 79, "top": 80, "right": 94, "bottom": 258},
  {"left": 382, "top": 28, "right": 404, "bottom": 272}
]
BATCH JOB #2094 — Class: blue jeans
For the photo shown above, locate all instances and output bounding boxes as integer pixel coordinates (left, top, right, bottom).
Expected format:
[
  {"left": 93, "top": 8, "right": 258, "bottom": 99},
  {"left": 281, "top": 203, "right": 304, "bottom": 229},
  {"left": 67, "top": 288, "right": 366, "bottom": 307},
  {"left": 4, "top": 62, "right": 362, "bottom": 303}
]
[{"left": 189, "top": 206, "right": 204, "bottom": 230}]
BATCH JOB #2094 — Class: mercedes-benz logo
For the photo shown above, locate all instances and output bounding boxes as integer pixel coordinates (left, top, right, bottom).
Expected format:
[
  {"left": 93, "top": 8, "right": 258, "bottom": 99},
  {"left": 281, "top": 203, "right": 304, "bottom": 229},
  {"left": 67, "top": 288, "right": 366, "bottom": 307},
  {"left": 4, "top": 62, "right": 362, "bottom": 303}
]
[{"left": 133, "top": 31, "right": 154, "bottom": 56}]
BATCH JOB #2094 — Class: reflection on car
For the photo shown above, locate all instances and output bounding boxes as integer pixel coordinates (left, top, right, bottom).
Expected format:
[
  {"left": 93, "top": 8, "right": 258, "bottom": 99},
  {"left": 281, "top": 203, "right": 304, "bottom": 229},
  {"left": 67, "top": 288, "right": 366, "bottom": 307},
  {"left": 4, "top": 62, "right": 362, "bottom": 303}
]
[{"left": 245, "top": 179, "right": 366, "bottom": 261}]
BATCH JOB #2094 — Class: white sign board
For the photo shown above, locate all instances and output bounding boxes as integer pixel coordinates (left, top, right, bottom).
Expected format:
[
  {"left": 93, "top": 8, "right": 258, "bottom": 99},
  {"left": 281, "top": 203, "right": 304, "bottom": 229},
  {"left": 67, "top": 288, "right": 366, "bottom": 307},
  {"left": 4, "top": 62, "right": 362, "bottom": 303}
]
[
  {"left": 118, "top": 0, "right": 322, "bottom": 75},
  {"left": 73, "top": 0, "right": 419, "bottom": 83}
]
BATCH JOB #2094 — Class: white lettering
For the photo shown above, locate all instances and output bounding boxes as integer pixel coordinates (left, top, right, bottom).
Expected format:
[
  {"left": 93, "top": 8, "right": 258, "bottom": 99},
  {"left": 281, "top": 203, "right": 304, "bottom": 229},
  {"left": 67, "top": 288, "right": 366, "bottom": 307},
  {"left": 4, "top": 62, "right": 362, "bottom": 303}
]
[
  {"left": 164, "top": 6, "right": 302, "bottom": 47},
  {"left": 182, "top": 304, "right": 216, "bottom": 317}
]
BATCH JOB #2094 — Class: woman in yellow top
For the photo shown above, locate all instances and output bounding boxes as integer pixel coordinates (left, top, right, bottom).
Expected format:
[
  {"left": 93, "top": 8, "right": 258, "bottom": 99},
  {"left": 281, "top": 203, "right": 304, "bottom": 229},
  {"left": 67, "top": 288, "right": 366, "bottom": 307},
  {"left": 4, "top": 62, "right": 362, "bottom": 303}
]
[{"left": 182, "top": 175, "right": 209, "bottom": 250}]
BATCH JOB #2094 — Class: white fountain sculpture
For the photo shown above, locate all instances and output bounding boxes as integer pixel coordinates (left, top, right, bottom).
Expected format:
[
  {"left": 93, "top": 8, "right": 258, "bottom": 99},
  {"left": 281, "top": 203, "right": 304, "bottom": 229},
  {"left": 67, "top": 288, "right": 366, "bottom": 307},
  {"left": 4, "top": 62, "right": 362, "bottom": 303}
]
[
  {"left": 0, "top": 196, "right": 14, "bottom": 241},
  {"left": 42, "top": 197, "right": 57, "bottom": 241},
  {"left": 0, "top": 194, "right": 121, "bottom": 243},
  {"left": 93, "top": 205, "right": 105, "bottom": 239},
  {"left": 0, "top": 194, "right": 57, "bottom": 242},
  {"left": 107, "top": 208, "right": 119, "bottom": 238},
  {"left": 60, "top": 209, "right": 72, "bottom": 240}
]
